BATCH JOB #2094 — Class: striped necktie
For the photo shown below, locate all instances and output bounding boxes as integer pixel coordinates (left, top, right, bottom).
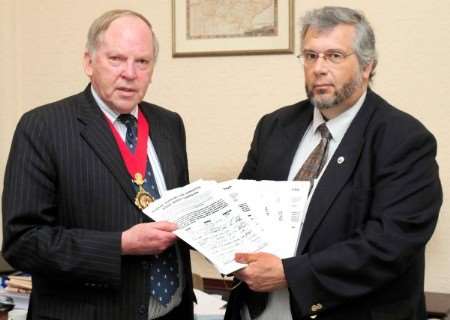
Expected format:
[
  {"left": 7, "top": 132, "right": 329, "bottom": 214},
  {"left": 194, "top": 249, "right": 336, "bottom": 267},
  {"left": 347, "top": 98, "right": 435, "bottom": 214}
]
[{"left": 295, "top": 123, "right": 332, "bottom": 184}]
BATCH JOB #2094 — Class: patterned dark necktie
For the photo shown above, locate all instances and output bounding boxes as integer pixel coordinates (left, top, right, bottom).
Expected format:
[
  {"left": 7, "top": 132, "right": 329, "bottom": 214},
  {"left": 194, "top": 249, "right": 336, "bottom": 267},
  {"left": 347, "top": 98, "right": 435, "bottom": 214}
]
[
  {"left": 295, "top": 123, "right": 332, "bottom": 184},
  {"left": 118, "top": 114, "right": 179, "bottom": 306}
]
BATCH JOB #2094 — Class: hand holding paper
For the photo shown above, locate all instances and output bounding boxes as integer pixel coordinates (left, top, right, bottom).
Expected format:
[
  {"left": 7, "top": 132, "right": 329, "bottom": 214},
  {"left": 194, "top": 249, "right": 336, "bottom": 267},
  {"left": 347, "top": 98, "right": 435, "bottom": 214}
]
[
  {"left": 234, "top": 252, "right": 287, "bottom": 292},
  {"left": 121, "top": 221, "right": 177, "bottom": 255}
]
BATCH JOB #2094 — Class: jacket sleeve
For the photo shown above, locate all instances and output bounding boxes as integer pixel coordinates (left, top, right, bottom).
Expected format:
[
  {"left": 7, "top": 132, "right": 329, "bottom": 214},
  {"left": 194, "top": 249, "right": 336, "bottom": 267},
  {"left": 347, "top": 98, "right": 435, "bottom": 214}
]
[
  {"left": 176, "top": 113, "right": 189, "bottom": 186},
  {"left": 239, "top": 115, "right": 267, "bottom": 180},
  {"left": 2, "top": 111, "right": 122, "bottom": 289}
]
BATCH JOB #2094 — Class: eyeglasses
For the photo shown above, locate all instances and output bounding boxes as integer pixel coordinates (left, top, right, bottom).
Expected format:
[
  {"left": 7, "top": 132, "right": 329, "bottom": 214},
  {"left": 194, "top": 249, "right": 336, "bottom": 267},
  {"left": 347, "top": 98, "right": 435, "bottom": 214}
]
[{"left": 297, "top": 50, "right": 355, "bottom": 65}]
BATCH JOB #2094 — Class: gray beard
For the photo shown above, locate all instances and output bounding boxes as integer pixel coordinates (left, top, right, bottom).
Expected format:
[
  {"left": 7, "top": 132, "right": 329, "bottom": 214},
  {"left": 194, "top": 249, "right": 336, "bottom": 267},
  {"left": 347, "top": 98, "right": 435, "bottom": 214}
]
[{"left": 307, "top": 74, "right": 362, "bottom": 110}]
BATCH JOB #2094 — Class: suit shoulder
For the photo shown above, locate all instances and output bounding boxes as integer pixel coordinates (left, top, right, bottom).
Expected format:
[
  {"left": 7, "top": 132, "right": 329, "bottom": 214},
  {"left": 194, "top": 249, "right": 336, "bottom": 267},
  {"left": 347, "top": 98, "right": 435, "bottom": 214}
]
[
  {"left": 259, "top": 99, "right": 311, "bottom": 125},
  {"left": 20, "top": 92, "right": 84, "bottom": 121},
  {"left": 139, "top": 101, "right": 179, "bottom": 117},
  {"left": 139, "top": 101, "right": 182, "bottom": 122},
  {"left": 368, "top": 91, "right": 433, "bottom": 138},
  {"left": 17, "top": 91, "right": 85, "bottom": 129}
]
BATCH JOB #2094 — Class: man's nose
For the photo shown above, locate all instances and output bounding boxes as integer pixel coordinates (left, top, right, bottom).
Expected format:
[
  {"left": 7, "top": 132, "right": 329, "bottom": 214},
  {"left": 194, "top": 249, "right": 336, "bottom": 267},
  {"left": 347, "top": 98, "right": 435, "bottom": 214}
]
[
  {"left": 312, "top": 55, "right": 329, "bottom": 75},
  {"left": 122, "top": 61, "right": 137, "bottom": 79}
]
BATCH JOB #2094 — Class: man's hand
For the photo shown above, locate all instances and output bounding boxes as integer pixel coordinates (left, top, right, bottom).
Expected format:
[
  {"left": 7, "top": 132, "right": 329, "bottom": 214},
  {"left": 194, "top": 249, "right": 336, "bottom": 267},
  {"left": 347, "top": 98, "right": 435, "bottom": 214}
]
[
  {"left": 234, "top": 252, "right": 287, "bottom": 292},
  {"left": 121, "top": 221, "right": 177, "bottom": 255}
]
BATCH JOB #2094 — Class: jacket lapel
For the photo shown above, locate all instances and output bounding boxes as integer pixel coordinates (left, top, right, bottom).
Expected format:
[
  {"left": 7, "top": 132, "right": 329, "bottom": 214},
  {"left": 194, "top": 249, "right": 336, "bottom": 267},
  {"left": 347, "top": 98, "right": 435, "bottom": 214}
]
[
  {"left": 268, "top": 103, "right": 314, "bottom": 181},
  {"left": 297, "top": 90, "right": 377, "bottom": 254},
  {"left": 140, "top": 107, "right": 177, "bottom": 191},
  {"left": 76, "top": 86, "right": 136, "bottom": 202}
]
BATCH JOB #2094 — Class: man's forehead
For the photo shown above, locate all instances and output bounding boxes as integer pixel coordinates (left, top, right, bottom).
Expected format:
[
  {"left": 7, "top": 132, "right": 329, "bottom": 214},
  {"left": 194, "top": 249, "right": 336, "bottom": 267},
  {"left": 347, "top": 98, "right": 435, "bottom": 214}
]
[
  {"left": 303, "top": 24, "right": 356, "bottom": 47},
  {"left": 107, "top": 17, "right": 151, "bottom": 36},
  {"left": 96, "top": 17, "right": 153, "bottom": 49},
  {"left": 307, "top": 24, "right": 355, "bottom": 36}
]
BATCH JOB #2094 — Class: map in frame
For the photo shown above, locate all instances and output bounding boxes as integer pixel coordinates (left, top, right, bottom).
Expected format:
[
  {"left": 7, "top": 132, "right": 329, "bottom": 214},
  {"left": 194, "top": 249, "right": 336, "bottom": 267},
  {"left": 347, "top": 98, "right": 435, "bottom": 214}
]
[
  {"left": 172, "top": 0, "right": 293, "bottom": 57},
  {"left": 187, "top": 0, "right": 277, "bottom": 39}
]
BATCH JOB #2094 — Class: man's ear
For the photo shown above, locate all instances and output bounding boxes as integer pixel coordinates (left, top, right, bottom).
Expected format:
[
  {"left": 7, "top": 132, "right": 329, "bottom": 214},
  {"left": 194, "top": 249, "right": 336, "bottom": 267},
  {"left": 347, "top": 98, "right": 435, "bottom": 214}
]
[
  {"left": 362, "top": 61, "right": 374, "bottom": 81},
  {"left": 83, "top": 51, "right": 93, "bottom": 77}
]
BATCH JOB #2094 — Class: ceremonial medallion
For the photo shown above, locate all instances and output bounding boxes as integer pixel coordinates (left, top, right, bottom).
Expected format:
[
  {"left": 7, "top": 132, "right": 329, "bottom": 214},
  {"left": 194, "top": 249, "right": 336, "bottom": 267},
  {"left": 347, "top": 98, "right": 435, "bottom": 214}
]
[
  {"left": 135, "top": 189, "right": 154, "bottom": 209},
  {"left": 133, "top": 173, "right": 154, "bottom": 209}
]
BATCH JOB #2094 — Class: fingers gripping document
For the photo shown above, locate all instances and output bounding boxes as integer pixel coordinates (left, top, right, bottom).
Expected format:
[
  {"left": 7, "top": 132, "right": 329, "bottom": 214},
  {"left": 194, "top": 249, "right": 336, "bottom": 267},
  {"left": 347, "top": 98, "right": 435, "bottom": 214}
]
[
  {"left": 143, "top": 180, "right": 309, "bottom": 275},
  {"left": 144, "top": 180, "right": 266, "bottom": 275}
]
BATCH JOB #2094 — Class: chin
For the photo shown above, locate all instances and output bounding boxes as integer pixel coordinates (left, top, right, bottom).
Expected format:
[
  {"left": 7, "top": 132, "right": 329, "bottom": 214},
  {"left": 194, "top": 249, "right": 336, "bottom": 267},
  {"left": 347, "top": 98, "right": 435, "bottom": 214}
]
[{"left": 311, "top": 97, "right": 336, "bottom": 110}]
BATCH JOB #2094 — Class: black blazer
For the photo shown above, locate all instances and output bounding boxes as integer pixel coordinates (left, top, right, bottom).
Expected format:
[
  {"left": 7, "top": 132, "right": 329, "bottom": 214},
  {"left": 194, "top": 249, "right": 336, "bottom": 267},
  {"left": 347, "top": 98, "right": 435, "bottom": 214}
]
[
  {"left": 2, "top": 86, "right": 194, "bottom": 320},
  {"left": 225, "top": 89, "right": 442, "bottom": 320}
]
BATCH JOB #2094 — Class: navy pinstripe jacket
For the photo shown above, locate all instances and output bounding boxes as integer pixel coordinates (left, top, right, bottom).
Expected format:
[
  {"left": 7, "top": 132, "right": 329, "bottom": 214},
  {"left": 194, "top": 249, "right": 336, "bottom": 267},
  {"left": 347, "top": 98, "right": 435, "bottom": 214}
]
[{"left": 2, "top": 85, "right": 194, "bottom": 320}]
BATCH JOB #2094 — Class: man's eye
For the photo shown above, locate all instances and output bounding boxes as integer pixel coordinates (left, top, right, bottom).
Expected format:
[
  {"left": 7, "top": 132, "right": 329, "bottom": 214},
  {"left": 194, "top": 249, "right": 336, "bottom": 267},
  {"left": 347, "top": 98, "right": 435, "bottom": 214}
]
[
  {"left": 328, "top": 52, "right": 344, "bottom": 59},
  {"left": 109, "top": 56, "right": 124, "bottom": 62},
  {"left": 305, "top": 53, "right": 317, "bottom": 60}
]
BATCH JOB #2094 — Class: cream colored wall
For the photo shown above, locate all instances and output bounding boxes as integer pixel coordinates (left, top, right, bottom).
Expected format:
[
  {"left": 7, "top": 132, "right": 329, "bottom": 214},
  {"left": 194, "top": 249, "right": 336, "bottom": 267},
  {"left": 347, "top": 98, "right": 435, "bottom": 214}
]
[{"left": 1, "top": 0, "right": 449, "bottom": 293}]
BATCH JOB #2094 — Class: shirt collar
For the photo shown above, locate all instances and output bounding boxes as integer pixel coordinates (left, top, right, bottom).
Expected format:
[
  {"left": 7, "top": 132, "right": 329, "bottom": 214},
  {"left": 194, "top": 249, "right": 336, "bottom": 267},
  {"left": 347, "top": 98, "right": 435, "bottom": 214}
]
[
  {"left": 90, "top": 86, "right": 138, "bottom": 123},
  {"left": 312, "top": 90, "right": 367, "bottom": 142}
]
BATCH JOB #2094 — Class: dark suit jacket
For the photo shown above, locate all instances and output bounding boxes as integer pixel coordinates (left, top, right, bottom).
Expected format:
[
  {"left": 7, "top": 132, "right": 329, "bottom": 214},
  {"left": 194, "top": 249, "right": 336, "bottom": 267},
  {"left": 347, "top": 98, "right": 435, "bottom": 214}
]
[
  {"left": 225, "top": 89, "right": 442, "bottom": 320},
  {"left": 2, "top": 86, "right": 194, "bottom": 320}
]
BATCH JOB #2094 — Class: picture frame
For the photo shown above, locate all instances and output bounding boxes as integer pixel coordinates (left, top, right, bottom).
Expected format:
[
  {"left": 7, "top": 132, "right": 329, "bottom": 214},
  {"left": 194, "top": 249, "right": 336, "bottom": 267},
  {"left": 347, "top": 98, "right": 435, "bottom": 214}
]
[{"left": 172, "top": 0, "right": 294, "bottom": 57}]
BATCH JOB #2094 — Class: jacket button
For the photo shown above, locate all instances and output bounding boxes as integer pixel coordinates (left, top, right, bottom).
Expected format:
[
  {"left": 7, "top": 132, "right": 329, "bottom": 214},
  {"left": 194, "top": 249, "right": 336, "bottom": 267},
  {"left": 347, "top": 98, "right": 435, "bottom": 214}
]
[{"left": 311, "top": 303, "right": 323, "bottom": 312}]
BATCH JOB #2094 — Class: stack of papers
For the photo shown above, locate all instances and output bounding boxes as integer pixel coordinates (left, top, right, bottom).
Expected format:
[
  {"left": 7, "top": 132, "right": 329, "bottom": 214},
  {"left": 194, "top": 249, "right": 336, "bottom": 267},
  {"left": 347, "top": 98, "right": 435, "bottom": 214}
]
[
  {"left": 4, "top": 272, "right": 31, "bottom": 294},
  {"left": 144, "top": 179, "right": 309, "bottom": 275}
]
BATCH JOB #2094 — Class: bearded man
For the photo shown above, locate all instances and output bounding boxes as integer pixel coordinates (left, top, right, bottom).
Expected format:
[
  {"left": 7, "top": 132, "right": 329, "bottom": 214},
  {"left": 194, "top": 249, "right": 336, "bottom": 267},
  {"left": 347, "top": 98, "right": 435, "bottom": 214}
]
[{"left": 225, "top": 6, "right": 442, "bottom": 320}]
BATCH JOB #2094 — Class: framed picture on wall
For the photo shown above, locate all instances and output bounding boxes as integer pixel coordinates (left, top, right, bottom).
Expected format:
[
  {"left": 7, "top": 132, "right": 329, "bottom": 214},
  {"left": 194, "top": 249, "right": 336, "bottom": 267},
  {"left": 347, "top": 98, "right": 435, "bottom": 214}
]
[{"left": 172, "top": 0, "right": 294, "bottom": 57}]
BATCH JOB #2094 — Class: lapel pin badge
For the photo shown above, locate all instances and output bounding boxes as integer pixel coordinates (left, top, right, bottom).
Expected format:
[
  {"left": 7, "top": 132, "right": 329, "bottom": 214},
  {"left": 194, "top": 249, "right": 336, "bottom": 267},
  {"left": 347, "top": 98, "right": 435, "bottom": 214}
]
[{"left": 337, "top": 156, "right": 345, "bottom": 164}]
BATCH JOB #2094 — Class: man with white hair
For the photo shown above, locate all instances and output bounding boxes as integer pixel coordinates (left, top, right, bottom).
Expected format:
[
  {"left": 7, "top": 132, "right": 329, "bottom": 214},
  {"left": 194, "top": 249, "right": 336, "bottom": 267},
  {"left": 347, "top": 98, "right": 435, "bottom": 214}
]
[{"left": 3, "top": 9, "right": 194, "bottom": 320}]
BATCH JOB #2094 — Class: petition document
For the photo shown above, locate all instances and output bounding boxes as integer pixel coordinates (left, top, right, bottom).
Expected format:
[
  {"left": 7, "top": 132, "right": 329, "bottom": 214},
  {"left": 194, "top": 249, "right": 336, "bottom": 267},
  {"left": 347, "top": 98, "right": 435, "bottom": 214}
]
[
  {"left": 221, "top": 180, "right": 309, "bottom": 258},
  {"left": 144, "top": 179, "right": 310, "bottom": 275},
  {"left": 143, "top": 180, "right": 268, "bottom": 275}
]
